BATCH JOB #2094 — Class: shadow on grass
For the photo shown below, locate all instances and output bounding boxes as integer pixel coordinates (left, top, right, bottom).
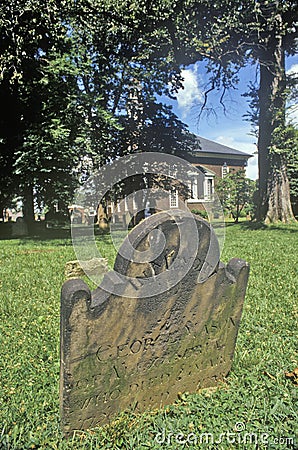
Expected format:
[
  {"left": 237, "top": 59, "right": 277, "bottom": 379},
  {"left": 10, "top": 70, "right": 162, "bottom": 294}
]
[
  {"left": 225, "top": 220, "right": 298, "bottom": 233},
  {"left": 0, "top": 228, "right": 72, "bottom": 242},
  {"left": 0, "top": 222, "right": 71, "bottom": 241},
  {"left": 0, "top": 223, "right": 112, "bottom": 243},
  {"left": 2, "top": 219, "right": 297, "bottom": 242}
]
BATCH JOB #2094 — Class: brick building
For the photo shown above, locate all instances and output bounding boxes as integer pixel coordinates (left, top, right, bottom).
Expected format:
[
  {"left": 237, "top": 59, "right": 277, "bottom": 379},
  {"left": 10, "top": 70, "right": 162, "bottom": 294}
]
[
  {"left": 179, "top": 135, "right": 252, "bottom": 211},
  {"left": 105, "top": 135, "right": 252, "bottom": 224}
]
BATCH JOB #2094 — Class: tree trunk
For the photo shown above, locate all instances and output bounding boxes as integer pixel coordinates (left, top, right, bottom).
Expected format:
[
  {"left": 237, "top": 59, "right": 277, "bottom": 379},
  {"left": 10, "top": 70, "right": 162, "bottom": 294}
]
[
  {"left": 256, "top": 59, "right": 271, "bottom": 221},
  {"left": 0, "top": 204, "right": 5, "bottom": 222},
  {"left": 266, "top": 153, "right": 294, "bottom": 222},
  {"left": 23, "top": 184, "right": 35, "bottom": 231},
  {"left": 257, "top": 15, "right": 295, "bottom": 223}
]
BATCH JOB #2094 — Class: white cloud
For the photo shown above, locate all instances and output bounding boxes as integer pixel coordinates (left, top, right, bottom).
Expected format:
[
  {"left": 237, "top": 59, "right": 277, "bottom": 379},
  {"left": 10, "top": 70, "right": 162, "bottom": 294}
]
[
  {"left": 176, "top": 64, "right": 202, "bottom": 118},
  {"left": 246, "top": 155, "right": 258, "bottom": 180},
  {"left": 287, "top": 63, "right": 298, "bottom": 75},
  {"left": 287, "top": 105, "right": 298, "bottom": 125}
]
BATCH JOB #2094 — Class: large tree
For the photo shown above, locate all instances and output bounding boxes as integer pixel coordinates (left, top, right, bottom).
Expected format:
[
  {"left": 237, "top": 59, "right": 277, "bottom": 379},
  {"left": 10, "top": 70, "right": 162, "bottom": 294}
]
[
  {"left": 78, "top": 0, "right": 297, "bottom": 223},
  {"left": 250, "top": 1, "right": 296, "bottom": 222},
  {"left": 0, "top": 1, "right": 130, "bottom": 225},
  {"left": 166, "top": 0, "right": 297, "bottom": 222},
  {"left": 0, "top": 0, "right": 194, "bottom": 225},
  {"left": 0, "top": 1, "right": 75, "bottom": 224},
  {"left": 2, "top": 0, "right": 296, "bottom": 227}
]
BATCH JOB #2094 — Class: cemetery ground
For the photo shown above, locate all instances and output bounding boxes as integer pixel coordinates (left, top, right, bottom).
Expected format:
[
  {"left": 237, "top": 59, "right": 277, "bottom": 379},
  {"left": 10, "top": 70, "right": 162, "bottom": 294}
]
[{"left": 0, "top": 222, "right": 297, "bottom": 450}]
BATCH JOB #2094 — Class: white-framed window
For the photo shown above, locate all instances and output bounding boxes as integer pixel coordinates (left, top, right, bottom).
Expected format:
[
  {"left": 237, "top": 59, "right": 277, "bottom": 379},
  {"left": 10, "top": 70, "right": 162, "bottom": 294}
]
[
  {"left": 222, "top": 163, "right": 229, "bottom": 177},
  {"left": 204, "top": 177, "right": 214, "bottom": 200},
  {"left": 187, "top": 180, "right": 192, "bottom": 197},
  {"left": 169, "top": 189, "right": 178, "bottom": 208},
  {"left": 191, "top": 177, "right": 198, "bottom": 199},
  {"left": 188, "top": 176, "right": 199, "bottom": 200}
]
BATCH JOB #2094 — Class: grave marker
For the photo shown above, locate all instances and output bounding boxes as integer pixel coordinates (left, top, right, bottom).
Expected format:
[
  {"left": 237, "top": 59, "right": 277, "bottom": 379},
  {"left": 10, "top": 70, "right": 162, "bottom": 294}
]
[{"left": 60, "top": 212, "right": 249, "bottom": 435}]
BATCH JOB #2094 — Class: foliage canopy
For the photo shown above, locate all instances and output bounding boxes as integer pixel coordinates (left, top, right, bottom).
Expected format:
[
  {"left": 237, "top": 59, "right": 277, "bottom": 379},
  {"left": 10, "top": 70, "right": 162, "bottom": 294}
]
[{"left": 0, "top": 0, "right": 297, "bottom": 223}]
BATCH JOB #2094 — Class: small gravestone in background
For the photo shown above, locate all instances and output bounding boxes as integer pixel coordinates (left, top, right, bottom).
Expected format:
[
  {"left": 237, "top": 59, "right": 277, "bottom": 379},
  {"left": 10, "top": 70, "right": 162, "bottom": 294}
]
[
  {"left": 64, "top": 258, "right": 109, "bottom": 279},
  {"left": 60, "top": 212, "right": 249, "bottom": 435}
]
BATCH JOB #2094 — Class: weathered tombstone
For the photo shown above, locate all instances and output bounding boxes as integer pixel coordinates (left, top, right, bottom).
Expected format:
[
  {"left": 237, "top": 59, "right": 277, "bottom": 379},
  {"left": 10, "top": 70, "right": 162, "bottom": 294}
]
[
  {"left": 11, "top": 219, "right": 28, "bottom": 237},
  {"left": 60, "top": 211, "right": 249, "bottom": 435},
  {"left": 64, "top": 258, "right": 109, "bottom": 280}
]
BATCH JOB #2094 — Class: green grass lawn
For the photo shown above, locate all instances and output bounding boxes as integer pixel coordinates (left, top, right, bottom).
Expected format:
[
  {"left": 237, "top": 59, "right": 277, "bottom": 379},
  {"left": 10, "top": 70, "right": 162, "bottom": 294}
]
[{"left": 0, "top": 222, "right": 297, "bottom": 449}]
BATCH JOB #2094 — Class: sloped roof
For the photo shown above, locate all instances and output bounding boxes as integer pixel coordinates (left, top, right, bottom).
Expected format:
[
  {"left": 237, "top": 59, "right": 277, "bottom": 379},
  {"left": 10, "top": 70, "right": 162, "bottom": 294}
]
[
  {"left": 192, "top": 135, "right": 252, "bottom": 158},
  {"left": 197, "top": 164, "right": 216, "bottom": 176}
]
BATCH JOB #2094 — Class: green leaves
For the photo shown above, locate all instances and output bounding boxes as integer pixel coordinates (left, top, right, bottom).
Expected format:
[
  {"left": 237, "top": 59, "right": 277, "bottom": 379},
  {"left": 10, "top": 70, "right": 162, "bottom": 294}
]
[
  {"left": 216, "top": 170, "right": 256, "bottom": 222},
  {"left": 2, "top": 0, "right": 295, "bottom": 222}
]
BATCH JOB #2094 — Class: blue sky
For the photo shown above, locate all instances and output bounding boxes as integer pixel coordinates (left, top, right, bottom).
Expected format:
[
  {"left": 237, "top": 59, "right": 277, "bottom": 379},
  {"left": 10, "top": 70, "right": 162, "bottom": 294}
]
[{"left": 163, "top": 55, "right": 298, "bottom": 180}]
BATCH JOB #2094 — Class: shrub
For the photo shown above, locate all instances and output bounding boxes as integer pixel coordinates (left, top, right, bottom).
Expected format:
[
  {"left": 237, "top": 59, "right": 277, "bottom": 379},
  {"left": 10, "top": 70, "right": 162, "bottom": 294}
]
[{"left": 191, "top": 209, "right": 208, "bottom": 219}]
